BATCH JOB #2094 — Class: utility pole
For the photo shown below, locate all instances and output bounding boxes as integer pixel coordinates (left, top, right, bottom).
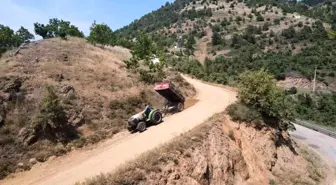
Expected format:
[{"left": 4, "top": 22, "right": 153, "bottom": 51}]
[
  {"left": 313, "top": 66, "right": 317, "bottom": 93},
  {"left": 177, "top": 0, "right": 183, "bottom": 53}
]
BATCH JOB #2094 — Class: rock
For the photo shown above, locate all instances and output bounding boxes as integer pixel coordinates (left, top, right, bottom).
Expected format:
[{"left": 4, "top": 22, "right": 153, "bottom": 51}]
[
  {"left": 191, "top": 136, "right": 198, "bottom": 141},
  {"left": 54, "top": 74, "right": 64, "bottom": 82},
  {"left": 29, "top": 158, "right": 37, "bottom": 165},
  {"left": 15, "top": 168, "right": 24, "bottom": 173},
  {"left": 1, "top": 93, "right": 11, "bottom": 101},
  {"left": 3, "top": 78, "right": 22, "bottom": 93},
  {"left": 48, "top": 155, "right": 56, "bottom": 161},
  {"left": 60, "top": 85, "right": 75, "bottom": 98},
  {"left": 18, "top": 127, "right": 37, "bottom": 145},
  {"left": 60, "top": 85, "right": 74, "bottom": 94},
  {"left": 17, "top": 162, "right": 24, "bottom": 168},
  {"left": 174, "top": 174, "right": 180, "bottom": 180},
  {"left": 73, "top": 117, "right": 83, "bottom": 127}
]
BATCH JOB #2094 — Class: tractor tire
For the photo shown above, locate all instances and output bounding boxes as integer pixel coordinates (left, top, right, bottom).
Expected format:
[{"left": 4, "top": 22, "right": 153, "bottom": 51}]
[
  {"left": 177, "top": 102, "right": 184, "bottom": 112},
  {"left": 151, "top": 111, "right": 162, "bottom": 125},
  {"left": 136, "top": 122, "right": 146, "bottom": 132}
]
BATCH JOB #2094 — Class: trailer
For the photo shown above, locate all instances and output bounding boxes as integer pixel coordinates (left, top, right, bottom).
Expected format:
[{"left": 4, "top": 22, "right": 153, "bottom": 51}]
[{"left": 154, "top": 80, "right": 185, "bottom": 114}]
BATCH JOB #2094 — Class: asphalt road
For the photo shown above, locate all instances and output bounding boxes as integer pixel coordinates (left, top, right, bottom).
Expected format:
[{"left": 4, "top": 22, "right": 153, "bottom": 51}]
[{"left": 291, "top": 124, "right": 336, "bottom": 168}]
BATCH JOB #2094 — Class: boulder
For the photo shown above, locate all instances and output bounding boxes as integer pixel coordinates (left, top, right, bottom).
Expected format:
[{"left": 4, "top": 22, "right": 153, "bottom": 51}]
[
  {"left": 48, "top": 155, "right": 56, "bottom": 161},
  {"left": 72, "top": 117, "right": 84, "bottom": 127},
  {"left": 60, "top": 85, "right": 75, "bottom": 98},
  {"left": 18, "top": 127, "right": 37, "bottom": 145},
  {"left": 29, "top": 158, "right": 37, "bottom": 165},
  {"left": 54, "top": 74, "right": 64, "bottom": 82},
  {"left": 17, "top": 162, "right": 24, "bottom": 168},
  {"left": 3, "top": 78, "right": 22, "bottom": 93},
  {"left": 60, "top": 85, "right": 74, "bottom": 94}
]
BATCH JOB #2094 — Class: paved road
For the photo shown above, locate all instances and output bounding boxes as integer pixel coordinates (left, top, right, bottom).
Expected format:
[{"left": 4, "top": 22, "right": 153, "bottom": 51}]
[
  {"left": 1, "top": 75, "right": 237, "bottom": 185},
  {"left": 291, "top": 124, "right": 336, "bottom": 168}
]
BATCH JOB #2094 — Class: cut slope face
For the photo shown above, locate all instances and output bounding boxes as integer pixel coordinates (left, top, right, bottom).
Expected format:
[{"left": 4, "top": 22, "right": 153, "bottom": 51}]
[
  {"left": 0, "top": 37, "right": 195, "bottom": 179},
  {"left": 83, "top": 114, "right": 331, "bottom": 185}
]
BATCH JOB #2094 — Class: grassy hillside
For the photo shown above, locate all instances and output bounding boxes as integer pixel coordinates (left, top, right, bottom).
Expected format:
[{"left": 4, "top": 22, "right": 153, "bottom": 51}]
[{"left": 0, "top": 37, "right": 195, "bottom": 179}]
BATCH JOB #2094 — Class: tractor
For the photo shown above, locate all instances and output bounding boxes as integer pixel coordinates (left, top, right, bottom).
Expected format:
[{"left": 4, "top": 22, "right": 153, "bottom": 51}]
[
  {"left": 127, "top": 108, "right": 162, "bottom": 132},
  {"left": 126, "top": 80, "right": 185, "bottom": 132}
]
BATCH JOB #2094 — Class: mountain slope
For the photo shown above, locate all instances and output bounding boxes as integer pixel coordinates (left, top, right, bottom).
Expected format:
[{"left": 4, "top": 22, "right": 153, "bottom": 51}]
[{"left": 117, "top": 0, "right": 336, "bottom": 90}]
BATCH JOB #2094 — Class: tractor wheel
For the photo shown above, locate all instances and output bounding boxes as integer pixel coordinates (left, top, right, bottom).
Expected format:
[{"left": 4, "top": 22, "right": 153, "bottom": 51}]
[
  {"left": 177, "top": 102, "right": 184, "bottom": 112},
  {"left": 137, "top": 122, "right": 146, "bottom": 132},
  {"left": 151, "top": 111, "right": 162, "bottom": 125}
]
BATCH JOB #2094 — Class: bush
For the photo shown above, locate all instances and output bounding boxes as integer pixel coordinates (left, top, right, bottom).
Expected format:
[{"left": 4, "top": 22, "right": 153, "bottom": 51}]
[
  {"left": 273, "top": 19, "right": 280, "bottom": 25},
  {"left": 257, "top": 15, "right": 265, "bottom": 22},
  {"left": 286, "top": 87, "right": 298, "bottom": 95},
  {"left": 32, "top": 85, "right": 69, "bottom": 141},
  {"left": 237, "top": 69, "right": 294, "bottom": 129},
  {"left": 226, "top": 103, "right": 262, "bottom": 124}
]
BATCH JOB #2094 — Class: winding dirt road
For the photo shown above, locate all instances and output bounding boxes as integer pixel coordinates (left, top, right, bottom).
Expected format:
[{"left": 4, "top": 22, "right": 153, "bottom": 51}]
[{"left": 1, "top": 75, "right": 237, "bottom": 185}]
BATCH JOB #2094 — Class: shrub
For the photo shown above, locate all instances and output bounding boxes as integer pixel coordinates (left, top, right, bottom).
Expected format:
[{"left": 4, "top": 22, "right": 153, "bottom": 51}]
[
  {"left": 32, "top": 85, "right": 70, "bottom": 141},
  {"left": 298, "top": 21, "right": 303, "bottom": 27},
  {"left": 273, "top": 19, "right": 280, "bottom": 25},
  {"left": 226, "top": 103, "right": 262, "bottom": 124},
  {"left": 257, "top": 15, "right": 265, "bottom": 22},
  {"left": 286, "top": 87, "right": 298, "bottom": 95},
  {"left": 237, "top": 69, "right": 294, "bottom": 129}
]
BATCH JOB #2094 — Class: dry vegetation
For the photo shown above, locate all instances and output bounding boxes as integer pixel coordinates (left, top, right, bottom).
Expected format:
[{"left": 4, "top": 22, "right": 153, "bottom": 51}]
[
  {"left": 81, "top": 113, "right": 329, "bottom": 185},
  {"left": 0, "top": 37, "right": 195, "bottom": 179}
]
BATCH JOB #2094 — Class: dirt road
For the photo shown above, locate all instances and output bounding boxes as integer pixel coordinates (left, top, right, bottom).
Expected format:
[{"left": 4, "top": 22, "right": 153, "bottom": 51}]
[{"left": 2, "top": 75, "right": 237, "bottom": 185}]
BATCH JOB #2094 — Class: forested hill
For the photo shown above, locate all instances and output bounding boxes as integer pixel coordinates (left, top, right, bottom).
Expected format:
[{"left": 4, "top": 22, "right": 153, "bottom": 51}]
[
  {"left": 115, "top": 0, "right": 336, "bottom": 129},
  {"left": 116, "top": 0, "right": 336, "bottom": 90}
]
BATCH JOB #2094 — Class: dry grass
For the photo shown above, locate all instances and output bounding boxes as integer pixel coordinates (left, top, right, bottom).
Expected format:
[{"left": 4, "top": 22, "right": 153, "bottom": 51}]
[{"left": 0, "top": 37, "right": 195, "bottom": 179}]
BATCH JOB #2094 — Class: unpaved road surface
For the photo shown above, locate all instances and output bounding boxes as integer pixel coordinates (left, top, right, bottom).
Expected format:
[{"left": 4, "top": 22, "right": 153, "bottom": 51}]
[{"left": 1, "top": 75, "right": 237, "bottom": 185}]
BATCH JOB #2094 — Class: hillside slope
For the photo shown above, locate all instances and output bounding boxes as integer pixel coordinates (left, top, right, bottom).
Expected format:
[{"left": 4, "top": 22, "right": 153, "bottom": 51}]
[
  {"left": 117, "top": 0, "right": 336, "bottom": 91},
  {"left": 0, "top": 37, "right": 195, "bottom": 179},
  {"left": 83, "top": 113, "right": 333, "bottom": 185},
  {"left": 0, "top": 75, "right": 235, "bottom": 185}
]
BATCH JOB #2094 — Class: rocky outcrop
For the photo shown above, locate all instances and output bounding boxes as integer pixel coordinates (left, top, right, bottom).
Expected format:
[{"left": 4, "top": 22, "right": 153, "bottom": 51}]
[{"left": 100, "top": 114, "right": 328, "bottom": 185}]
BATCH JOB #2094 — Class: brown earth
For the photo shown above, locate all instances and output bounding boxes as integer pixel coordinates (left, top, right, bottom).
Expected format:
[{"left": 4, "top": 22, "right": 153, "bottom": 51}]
[
  {"left": 83, "top": 114, "right": 332, "bottom": 185},
  {"left": 0, "top": 37, "right": 196, "bottom": 179}
]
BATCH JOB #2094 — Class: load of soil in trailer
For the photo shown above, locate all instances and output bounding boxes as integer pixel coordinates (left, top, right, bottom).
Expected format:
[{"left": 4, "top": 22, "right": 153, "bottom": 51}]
[{"left": 154, "top": 80, "right": 185, "bottom": 114}]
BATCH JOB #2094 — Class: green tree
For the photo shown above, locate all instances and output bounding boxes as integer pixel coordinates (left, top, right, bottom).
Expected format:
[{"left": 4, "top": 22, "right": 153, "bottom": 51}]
[
  {"left": 0, "top": 24, "right": 15, "bottom": 53},
  {"left": 282, "top": 26, "right": 296, "bottom": 39},
  {"left": 32, "top": 85, "right": 67, "bottom": 137},
  {"left": 212, "top": 31, "right": 223, "bottom": 45},
  {"left": 257, "top": 15, "right": 265, "bottom": 22},
  {"left": 87, "top": 21, "right": 115, "bottom": 46},
  {"left": 132, "top": 32, "right": 155, "bottom": 60},
  {"left": 185, "top": 35, "right": 196, "bottom": 55},
  {"left": 15, "top": 26, "right": 34, "bottom": 43},
  {"left": 34, "top": 23, "right": 50, "bottom": 39},
  {"left": 34, "top": 18, "right": 84, "bottom": 39},
  {"left": 238, "top": 69, "right": 294, "bottom": 128}
]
